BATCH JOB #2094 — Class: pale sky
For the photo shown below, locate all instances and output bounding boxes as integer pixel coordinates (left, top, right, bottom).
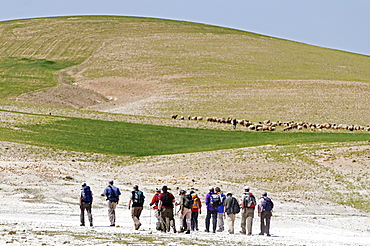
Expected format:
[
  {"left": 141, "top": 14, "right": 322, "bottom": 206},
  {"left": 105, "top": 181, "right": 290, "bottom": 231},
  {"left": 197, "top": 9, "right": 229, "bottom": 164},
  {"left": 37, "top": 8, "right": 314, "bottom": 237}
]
[{"left": 2, "top": 0, "right": 370, "bottom": 56}]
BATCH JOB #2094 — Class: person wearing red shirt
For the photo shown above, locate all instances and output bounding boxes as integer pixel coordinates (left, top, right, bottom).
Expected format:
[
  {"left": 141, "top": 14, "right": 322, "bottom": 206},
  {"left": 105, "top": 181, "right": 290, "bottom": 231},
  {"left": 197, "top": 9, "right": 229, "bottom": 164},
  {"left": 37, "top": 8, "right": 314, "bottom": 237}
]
[{"left": 149, "top": 188, "right": 163, "bottom": 231}]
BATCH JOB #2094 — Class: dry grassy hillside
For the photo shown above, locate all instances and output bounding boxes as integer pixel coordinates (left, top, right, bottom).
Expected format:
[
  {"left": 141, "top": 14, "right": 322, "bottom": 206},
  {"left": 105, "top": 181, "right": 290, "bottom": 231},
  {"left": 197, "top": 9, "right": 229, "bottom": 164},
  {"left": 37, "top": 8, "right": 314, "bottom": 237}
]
[{"left": 0, "top": 16, "right": 369, "bottom": 125}]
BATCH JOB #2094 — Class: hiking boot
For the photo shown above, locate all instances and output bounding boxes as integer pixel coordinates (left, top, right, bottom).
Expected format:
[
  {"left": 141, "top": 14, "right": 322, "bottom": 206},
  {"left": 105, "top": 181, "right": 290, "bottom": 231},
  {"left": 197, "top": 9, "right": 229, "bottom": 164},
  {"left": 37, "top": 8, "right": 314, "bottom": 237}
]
[
  {"left": 90, "top": 223, "right": 93, "bottom": 227},
  {"left": 80, "top": 224, "right": 85, "bottom": 226},
  {"left": 196, "top": 227, "right": 199, "bottom": 231},
  {"left": 248, "top": 233, "right": 252, "bottom": 236},
  {"left": 110, "top": 224, "right": 115, "bottom": 227},
  {"left": 240, "top": 231, "right": 246, "bottom": 235},
  {"left": 185, "top": 230, "right": 190, "bottom": 234},
  {"left": 135, "top": 223, "right": 142, "bottom": 230},
  {"left": 259, "top": 232, "right": 264, "bottom": 235},
  {"left": 204, "top": 229, "right": 210, "bottom": 233},
  {"left": 267, "top": 234, "right": 271, "bottom": 237},
  {"left": 217, "top": 228, "right": 223, "bottom": 232}
]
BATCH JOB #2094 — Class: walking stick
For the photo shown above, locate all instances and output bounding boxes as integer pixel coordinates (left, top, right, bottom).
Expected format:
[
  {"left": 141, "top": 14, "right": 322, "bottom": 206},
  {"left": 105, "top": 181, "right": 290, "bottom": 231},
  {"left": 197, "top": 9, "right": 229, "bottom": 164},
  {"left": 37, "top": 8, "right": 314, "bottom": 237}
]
[{"left": 149, "top": 206, "right": 152, "bottom": 231}]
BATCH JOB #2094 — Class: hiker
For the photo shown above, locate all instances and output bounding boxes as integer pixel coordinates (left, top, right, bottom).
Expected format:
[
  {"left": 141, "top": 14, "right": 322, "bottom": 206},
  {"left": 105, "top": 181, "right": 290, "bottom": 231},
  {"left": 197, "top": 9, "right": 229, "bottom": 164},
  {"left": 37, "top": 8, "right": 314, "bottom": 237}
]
[
  {"left": 215, "top": 187, "right": 226, "bottom": 232},
  {"left": 240, "top": 186, "right": 256, "bottom": 235},
  {"left": 158, "top": 185, "right": 177, "bottom": 233},
  {"left": 128, "top": 185, "right": 145, "bottom": 230},
  {"left": 190, "top": 190, "right": 202, "bottom": 231},
  {"left": 205, "top": 186, "right": 220, "bottom": 233},
  {"left": 223, "top": 192, "right": 240, "bottom": 234},
  {"left": 175, "top": 190, "right": 186, "bottom": 232},
  {"left": 258, "top": 191, "right": 274, "bottom": 236},
  {"left": 101, "top": 180, "right": 121, "bottom": 226},
  {"left": 79, "top": 183, "right": 93, "bottom": 227},
  {"left": 149, "top": 188, "right": 164, "bottom": 231},
  {"left": 177, "top": 189, "right": 192, "bottom": 234}
]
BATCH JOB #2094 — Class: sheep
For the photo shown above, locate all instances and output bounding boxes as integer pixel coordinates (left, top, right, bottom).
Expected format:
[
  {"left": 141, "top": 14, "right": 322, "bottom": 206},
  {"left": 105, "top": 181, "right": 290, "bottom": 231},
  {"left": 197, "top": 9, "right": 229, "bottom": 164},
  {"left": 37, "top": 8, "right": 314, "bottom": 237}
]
[
  {"left": 173, "top": 113, "right": 369, "bottom": 133},
  {"left": 248, "top": 125, "right": 256, "bottom": 130},
  {"left": 283, "top": 126, "right": 292, "bottom": 131}
]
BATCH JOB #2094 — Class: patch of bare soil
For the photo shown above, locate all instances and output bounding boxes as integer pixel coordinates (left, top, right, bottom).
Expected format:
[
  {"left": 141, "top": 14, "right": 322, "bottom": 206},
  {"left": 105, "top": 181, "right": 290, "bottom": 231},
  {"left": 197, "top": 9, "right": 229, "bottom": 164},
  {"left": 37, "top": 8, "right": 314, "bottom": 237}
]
[
  {"left": 17, "top": 83, "right": 108, "bottom": 109},
  {"left": 0, "top": 141, "right": 369, "bottom": 245}
]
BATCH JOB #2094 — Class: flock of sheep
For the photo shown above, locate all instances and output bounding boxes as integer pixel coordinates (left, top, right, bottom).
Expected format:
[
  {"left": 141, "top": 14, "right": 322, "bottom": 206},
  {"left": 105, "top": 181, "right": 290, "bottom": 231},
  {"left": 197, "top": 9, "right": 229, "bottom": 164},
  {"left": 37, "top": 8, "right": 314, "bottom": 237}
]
[{"left": 171, "top": 115, "right": 370, "bottom": 132}]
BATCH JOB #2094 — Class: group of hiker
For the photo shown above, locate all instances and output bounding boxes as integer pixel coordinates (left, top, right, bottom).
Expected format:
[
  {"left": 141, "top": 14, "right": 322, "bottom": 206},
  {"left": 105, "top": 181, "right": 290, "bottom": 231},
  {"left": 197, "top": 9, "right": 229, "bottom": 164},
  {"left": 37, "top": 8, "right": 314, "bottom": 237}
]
[{"left": 79, "top": 181, "right": 274, "bottom": 236}]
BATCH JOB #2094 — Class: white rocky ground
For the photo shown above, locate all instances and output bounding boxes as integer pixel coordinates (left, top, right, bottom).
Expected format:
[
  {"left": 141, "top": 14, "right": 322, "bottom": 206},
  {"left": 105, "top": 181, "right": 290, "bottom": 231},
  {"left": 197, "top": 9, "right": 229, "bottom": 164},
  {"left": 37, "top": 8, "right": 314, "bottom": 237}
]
[{"left": 0, "top": 141, "right": 369, "bottom": 246}]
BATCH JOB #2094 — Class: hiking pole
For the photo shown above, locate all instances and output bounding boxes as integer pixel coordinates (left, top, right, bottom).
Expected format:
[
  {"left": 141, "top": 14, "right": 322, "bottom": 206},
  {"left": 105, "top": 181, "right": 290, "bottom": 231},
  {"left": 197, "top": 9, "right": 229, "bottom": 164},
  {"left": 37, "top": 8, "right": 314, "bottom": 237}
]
[{"left": 149, "top": 206, "right": 152, "bottom": 230}]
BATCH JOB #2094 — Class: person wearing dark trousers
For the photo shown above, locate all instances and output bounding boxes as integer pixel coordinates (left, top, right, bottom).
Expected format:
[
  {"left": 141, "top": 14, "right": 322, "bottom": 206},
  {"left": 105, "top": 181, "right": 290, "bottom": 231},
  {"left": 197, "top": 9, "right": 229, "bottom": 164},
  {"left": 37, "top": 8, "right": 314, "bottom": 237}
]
[
  {"left": 80, "top": 183, "right": 93, "bottom": 227},
  {"left": 205, "top": 186, "right": 219, "bottom": 233},
  {"left": 258, "top": 191, "right": 274, "bottom": 236}
]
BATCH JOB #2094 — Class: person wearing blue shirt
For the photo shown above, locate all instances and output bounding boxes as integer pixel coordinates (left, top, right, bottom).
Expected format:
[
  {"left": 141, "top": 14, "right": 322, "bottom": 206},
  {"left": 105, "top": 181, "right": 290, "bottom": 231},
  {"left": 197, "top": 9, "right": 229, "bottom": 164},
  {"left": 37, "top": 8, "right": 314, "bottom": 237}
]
[
  {"left": 215, "top": 187, "right": 226, "bottom": 232},
  {"left": 101, "top": 180, "right": 121, "bottom": 226}
]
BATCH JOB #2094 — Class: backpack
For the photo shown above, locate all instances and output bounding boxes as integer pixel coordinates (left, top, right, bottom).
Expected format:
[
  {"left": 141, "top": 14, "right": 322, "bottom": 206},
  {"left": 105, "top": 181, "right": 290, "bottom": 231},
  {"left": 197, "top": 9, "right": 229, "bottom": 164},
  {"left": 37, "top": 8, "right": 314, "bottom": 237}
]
[
  {"left": 243, "top": 193, "right": 256, "bottom": 208},
  {"left": 81, "top": 186, "right": 92, "bottom": 202},
  {"left": 133, "top": 190, "right": 145, "bottom": 205},
  {"left": 192, "top": 195, "right": 199, "bottom": 209},
  {"left": 183, "top": 194, "right": 193, "bottom": 209},
  {"left": 161, "top": 193, "right": 173, "bottom": 207},
  {"left": 107, "top": 185, "right": 119, "bottom": 202},
  {"left": 210, "top": 193, "right": 221, "bottom": 208},
  {"left": 262, "top": 197, "right": 274, "bottom": 211},
  {"left": 230, "top": 197, "right": 240, "bottom": 214}
]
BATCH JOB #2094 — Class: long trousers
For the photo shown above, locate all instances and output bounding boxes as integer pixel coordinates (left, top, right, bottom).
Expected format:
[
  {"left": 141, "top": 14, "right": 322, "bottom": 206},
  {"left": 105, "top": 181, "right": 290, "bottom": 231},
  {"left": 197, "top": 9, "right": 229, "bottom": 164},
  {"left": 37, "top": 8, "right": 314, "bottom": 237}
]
[
  {"left": 80, "top": 202, "right": 93, "bottom": 225},
  {"left": 205, "top": 209, "right": 218, "bottom": 232},
  {"left": 107, "top": 200, "right": 118, "bottom": 225},
  {"left": 217, "top": 212, "right": 224, "bottom": 230},
  {"left": 227, "top": 213, "right": 236, "bottom": 234},
  {"left": 260, "top": 210, "right": 271, "bottom": 235},
  {"left": 131, "top": 206, "right": 143, "bottom": 229},
  {"left": 179, "top": 207, "right": 192, "bottom": 231},
  {"left": 191, "top": 211, "right": 199, "bottom": 230},
  {"left": 241, "top": 208, "right": 254, "bottom": 235},
  {"left": 160, "top": 208, "right": 176, "bottom": 232}
]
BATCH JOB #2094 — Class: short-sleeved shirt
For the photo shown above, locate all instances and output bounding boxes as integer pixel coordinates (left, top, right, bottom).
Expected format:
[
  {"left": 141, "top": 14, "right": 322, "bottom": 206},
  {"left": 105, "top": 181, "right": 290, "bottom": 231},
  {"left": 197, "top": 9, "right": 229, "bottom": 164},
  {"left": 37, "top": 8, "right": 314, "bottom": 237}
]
[
  {"left": 150, "top": 192, "right": 161, "bottom": 209},
  {"left": 103, "top": 185, "right": 121, "bottom": 202},
  {"left": 224, "top": 196, "right": 239, "bottom": 214},
  {"left": 217, "top": 193, "right": 226, "bottom": 213}
]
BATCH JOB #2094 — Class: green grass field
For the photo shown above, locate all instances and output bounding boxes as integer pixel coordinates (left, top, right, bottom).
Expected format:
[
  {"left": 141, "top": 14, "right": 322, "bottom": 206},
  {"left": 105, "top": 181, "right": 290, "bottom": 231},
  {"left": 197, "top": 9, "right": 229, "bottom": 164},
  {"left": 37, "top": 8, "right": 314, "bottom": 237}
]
[{"left": 0, "top": 111, "right": 368, "bottom": 157}]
